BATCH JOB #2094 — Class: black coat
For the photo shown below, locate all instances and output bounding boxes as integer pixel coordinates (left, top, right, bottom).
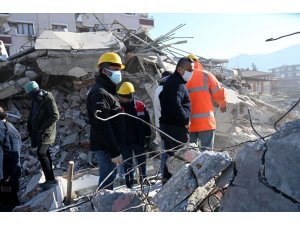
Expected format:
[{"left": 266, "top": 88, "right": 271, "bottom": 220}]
[
  {"left": 27, "top": 90, "right": 60, "bottom": 147},
  {"left": 86, "top": 74, "right": 125, "bottom": 158},
  {"left": 121, "top": 99, "right": 151, "bottom": 146},
  {"left": 0, "top": 120, "right": 21, "bottom": 190},
  {"left": 159, "top": 71, "right": 191, "bottom": 127}
]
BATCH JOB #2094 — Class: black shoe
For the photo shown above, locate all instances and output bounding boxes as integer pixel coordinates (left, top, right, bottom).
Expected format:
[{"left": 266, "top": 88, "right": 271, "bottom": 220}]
[{"left": 39, "top": 179, "right": 58, "bottom": 191}]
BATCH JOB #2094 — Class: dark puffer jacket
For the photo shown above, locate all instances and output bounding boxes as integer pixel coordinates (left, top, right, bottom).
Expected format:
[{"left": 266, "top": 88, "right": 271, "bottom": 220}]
[
  {"left": 86, "top": 74, "right": 125, "bottom": 158},
  {"left": 27, "top": 90, "right": 60, "bottom": 147}
]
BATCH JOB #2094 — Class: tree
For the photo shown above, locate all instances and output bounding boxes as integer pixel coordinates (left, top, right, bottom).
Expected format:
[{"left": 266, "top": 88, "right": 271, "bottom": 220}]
[{"left": 251, "top": 63, "right": 257, "bottom": 71}]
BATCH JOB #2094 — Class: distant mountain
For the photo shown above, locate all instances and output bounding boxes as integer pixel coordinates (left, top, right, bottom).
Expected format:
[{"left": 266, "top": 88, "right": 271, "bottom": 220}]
[{"left": 228, "top": 44, "right": 300, "bottom": 72}]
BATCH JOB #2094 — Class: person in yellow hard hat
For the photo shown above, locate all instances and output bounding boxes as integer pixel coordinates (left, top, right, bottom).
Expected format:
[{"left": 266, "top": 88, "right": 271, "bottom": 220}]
[
  {"left": 186, "top": 53, "right": 227, "bottom": 150},
  {"left": 86, "top": 52, "right": 125, "bottom": 190},
  {"left": 117, "top": 82, "right": 151, "bottom": 188}
]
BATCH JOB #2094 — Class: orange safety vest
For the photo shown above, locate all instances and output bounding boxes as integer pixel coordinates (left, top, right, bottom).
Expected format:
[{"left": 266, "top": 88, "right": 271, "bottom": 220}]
[{"left": 186, "top": 62, "right": 226, "bottom": 132}]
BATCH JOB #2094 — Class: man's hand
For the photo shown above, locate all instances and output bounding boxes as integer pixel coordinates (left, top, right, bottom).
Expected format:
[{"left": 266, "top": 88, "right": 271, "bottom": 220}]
[
  {"left": 219, "top": 102, "right": 227, "bottom": 113},
  {"left": 111, "top": 154, "right": 123, "bottom": 165},
  {"left": 185, "top": 121, "right": 191, "bottom": 129}
]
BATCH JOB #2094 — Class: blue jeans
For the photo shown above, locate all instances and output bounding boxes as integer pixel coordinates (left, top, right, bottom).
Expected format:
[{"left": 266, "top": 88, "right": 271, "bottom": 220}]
[
  {"left": 117, "top": 164, "right": 124, "bottom": 178},
  {"left": 190, "top": 130, "right": 215, "bottom": 150},
  {"left": 95, "top": 151, "right": 117, "bottom": 190}
]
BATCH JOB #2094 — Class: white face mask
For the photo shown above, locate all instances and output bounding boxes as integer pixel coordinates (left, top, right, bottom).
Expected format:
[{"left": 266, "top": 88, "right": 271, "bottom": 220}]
[{"left": 182, "top": 70, "right": 193, "bottom": 81}]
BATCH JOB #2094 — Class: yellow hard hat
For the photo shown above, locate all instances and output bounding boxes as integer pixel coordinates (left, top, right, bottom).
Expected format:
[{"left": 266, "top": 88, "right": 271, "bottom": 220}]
[
  {"left": 117, "top": 82, "right": 135, "bottom": 95},
  {"left": 187, "top": 54, "right": 199, "bottom": 62},
  {"left": 97, "top": 52, "right": 125, "bottom": 69}
]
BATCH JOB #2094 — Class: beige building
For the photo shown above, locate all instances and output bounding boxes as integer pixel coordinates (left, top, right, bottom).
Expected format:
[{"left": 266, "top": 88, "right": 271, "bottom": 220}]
[{"left": 0, "top": 13, "right": 154, "bottom": 57}]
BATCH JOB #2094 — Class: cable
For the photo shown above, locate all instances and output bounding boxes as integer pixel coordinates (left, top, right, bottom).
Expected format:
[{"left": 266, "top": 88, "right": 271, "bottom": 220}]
[
  {"left": 247, "top": 108, "right": 265, "bottom": 141},
  {"left": 274, "top": 97, "right": 300, "bottom": 131}
]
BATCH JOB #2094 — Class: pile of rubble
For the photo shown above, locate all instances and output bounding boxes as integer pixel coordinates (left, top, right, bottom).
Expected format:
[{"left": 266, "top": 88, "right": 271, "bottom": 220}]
[{"left": 0, "top": 26, "right": 299, "bottom": 212}]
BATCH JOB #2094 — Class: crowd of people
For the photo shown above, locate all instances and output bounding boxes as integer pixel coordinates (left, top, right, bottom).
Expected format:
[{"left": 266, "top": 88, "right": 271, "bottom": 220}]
[{"left": 0, "top": 51, "right": 227, "bottom": 211}]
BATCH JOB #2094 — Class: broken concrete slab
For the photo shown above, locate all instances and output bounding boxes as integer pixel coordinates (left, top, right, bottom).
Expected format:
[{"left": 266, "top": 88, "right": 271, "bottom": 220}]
[
  {"left": 91, "top": 189, "right": 145, "bottom": 212},
  {"left": 25, "top": 70, "right": 38, "bottom": 80},
  {"left": 14, "top": 177, "right": 65, "bottom": 212},
  {"left": 219, "top": 124, "right": 300, "bottom": 211},
  {"left": 14, "top": 63, "right": 26, "bottom": 76},
  {"left": 35, "top": 31, "right": 125, "bottom": 50},
  {"left": 172, "top": 179, "right": 215, "bottom": 212},
  {"left": 264, "top": 119, "right": 300, "bottom": 203},
  {"left": 190, "top": 151, "right": 232, "bottom": 186},
  {"left": 68, "top": 67, "right": 88, "bottom": 77},
  {"left": 152, "top": 164, "right": 198, "bottom": 212}
]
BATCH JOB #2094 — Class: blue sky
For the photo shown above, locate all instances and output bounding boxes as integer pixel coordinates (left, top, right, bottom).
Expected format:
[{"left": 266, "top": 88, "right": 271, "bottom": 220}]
[{"left": 149, "top": 14, "right": 300, "bottom": 59}]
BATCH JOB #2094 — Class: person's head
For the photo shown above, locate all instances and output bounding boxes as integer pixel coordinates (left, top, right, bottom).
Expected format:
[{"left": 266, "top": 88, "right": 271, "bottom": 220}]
[
  {"left": 176, "top": 57, "right": 194, "bottom": 82},
  {"left": 0, "top": 106, "right": 8, "bottom": 121},
  {"left": 24, "top": 81, "right": 40, "bottom": 98},
  {"left": 186, "top": 54, "right": 199, "bottom": 63},
  {"left": 117, "top": 82, "right": 135, "bottom": 103},
  {"left": 97, "top": 52, "right": 125, "bottom": 85}
]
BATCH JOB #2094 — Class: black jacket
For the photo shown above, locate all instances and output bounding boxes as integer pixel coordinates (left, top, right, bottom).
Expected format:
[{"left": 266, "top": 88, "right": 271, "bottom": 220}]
[
  {"left": 0, "top": 120, "right": 21, "bottom": 188},
  {"left": 121, "top": 99, "right": 151, "bottom": 146},
  {"left": 86, "top": 74, "right": 125, "bottom": 158},
  {"left": 27, "top": 90, "right": 60, "bottom": 147},
  {"left": 159, "top": 71, "right": 191, "bottom": 127}
]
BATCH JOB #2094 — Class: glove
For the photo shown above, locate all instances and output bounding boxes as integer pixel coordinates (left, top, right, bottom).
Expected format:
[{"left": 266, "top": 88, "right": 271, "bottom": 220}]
[
  {"left": 219, "top": 102, "right": 227, "bottom": 113},
  {"left": 111, "top": 154, "right": 123, "bottom": 165}
]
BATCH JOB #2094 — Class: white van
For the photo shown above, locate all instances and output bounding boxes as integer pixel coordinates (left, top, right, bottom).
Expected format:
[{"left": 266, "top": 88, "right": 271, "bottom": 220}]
[{"left": 0, "top": 40, "right": 8, "bottom": 61}]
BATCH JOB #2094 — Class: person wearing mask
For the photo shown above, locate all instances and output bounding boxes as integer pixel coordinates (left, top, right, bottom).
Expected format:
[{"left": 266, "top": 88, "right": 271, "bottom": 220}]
[
  {"left": 117, "top": 82, "right": 151, "bottom": 188},
  {"left": 159, "top": 57, "right": 193, "bottom": 184},
  {"left": 86, "top": 52, "right": 125, "bottom": 190},
  {"left": 186, "top": 54, "right": 227, "bottom": 150},
  {"left": 153, "top": 71, "right": 171, "bottom": 176},
  {"left": 24, "top": 81, "right": 60, "bottom": 191},
  {"left": 0, "top": 107, "right": 22, "bottom": 211}
]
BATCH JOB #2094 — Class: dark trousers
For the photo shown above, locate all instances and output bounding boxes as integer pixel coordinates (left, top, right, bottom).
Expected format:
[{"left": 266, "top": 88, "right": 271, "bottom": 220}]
[
  {"left": 37, "top": 144, "right": 55, "bottom": 181},
  {"left": 0, "top": 180, "right": 20, "bottom": 212},
  {"left": 122, "top": 144, "right": 146, "bottom": 187},
  {"left": 160, "top": 123, "right": 189, "bottom": 181}
]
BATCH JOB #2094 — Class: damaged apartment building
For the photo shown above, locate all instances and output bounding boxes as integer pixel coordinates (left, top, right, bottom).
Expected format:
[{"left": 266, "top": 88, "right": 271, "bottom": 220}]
[{"left": 0, "top": 13, "right": 300, "bottom": 212}]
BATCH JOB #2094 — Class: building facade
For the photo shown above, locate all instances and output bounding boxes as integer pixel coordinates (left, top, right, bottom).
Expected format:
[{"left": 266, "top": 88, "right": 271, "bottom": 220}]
[
  {"left": 270, "top": 65, "right": 300, "bottom": 97},
  {"left": 0, "top": 13, "right": 154, "bottom": 56}
]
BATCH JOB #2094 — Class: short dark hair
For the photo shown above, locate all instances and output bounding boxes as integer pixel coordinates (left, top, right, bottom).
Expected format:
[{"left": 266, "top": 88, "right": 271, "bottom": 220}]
[
  {"left": 176, "top": 57, "right": 193, "bottom": 70},
  {"left": 161, "top": 71, "right": 172, "bottom": 78}
]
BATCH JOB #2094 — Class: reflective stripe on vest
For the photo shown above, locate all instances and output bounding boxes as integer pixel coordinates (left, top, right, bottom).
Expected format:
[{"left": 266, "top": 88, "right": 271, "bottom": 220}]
[
  {"left": 188, "top": 73, "right": 208, "bottom": 93},
  {"left": 191, "top": 111, "right": 214, "bottom": 119},
  {"left": 211, "top": 85, "right": 220, "bottom": 94}
]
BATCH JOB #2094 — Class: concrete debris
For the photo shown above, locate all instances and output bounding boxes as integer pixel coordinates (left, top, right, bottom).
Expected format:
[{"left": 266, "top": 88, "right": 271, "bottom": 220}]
[
  {"left": 0, "top": 26, "right": 298, "bottom": 212},
  {"left": 220, "top": 120, "right": 300, "bottom": 211},
  {"left": 91, "top": 189, "right": 145, "bottom": 212},
  {"left": 172, "top": 180, "right": 215, "bottom": 212},
  {"left": 14, "top": 63, "right": 27, "bottom": 76},
  {"left": 190, "top": 151, "right": 231, "bottom": 186}
]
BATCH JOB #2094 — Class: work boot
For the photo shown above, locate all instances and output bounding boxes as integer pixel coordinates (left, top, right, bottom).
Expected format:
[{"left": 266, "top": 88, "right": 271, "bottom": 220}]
[{"left": 39, "top": 179, "right": 58, "bottom": 191}]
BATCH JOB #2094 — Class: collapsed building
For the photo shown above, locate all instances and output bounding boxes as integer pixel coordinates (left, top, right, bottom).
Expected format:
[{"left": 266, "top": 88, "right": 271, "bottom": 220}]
[{"left": 0, "top": 26, "right": 299, "bottom": 212}]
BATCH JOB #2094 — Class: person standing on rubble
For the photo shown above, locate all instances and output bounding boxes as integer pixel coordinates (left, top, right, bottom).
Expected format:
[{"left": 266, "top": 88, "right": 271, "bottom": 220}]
[
  {"left": 24, "top": 81, "right": 60, "bottom": 191},
  {"left": 186, "top": 54, "right": 227, "bottom": 150},
  {"left": 153, "top": 71, "right": 171, "bottom": 176},
  {"left": 117, "top": 82, "right": 151, "bottom": 188},
  {"left": 159, "top": 57, "right": 193, "bottom": 184},
  {"left": 86, "top": 52, "right": 125, "bottom": 190},
  {"left": 0, "top": 107, "right": 22, "bottom": 211}
]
